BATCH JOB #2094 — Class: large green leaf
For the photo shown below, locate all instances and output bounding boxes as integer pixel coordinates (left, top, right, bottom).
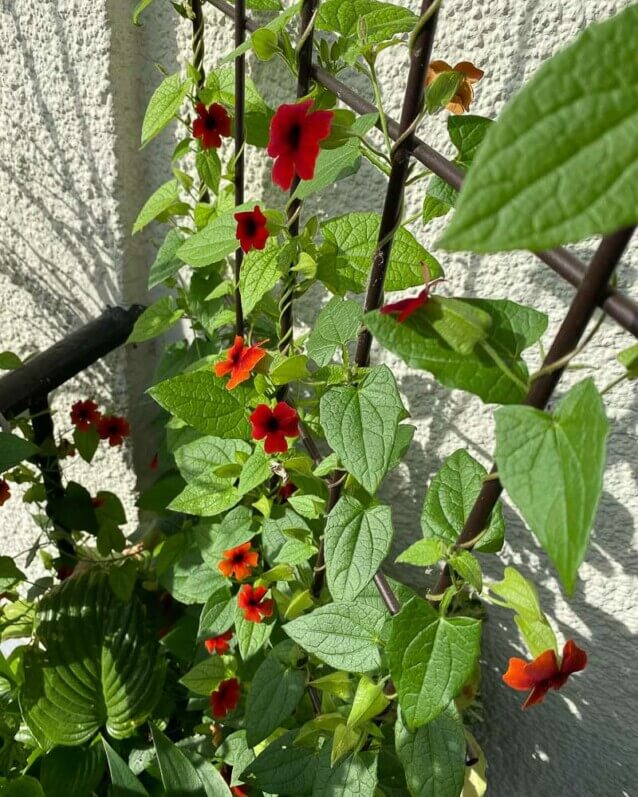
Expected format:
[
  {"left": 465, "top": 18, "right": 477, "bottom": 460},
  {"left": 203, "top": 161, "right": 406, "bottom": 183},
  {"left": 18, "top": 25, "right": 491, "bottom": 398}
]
[
  {"left": 177, "top": 212, "right": 239, "bottom": 267},
  {"left": 494, "top": 378, "right": 609, "bottom": 593},
  {"left": 395, "top": 705, "right": 465, "bottom": 797},
  {"left": 320, "top": 365, "right": 406, "bottom": 494},
  {"left": 141, "top": 72, "right": 190, "bottom": 147},
  {"left": 245, "top": 655, "right": 305, "bottom": 746},
  {"left": 386, "top": 598, "right": 481, "bottom": 729},
  {"left": 180, "top": 655, "right": 234, "bottom": 696},
  {"left": 0, "top": 432, "right": 39, "bottom": 472},
  {"left": 40, "top": 744, "right": 105, "bottom": 797},
  {"left": 127, "top": 296, "right": 184, "bottom": 343},
  {"left": 243, "top": 729, "right": 319, "bottom": 795},
  {"left": 133, "top": 179, "right": 180, "bottom": 233},
  {"left": 197, "top": 587, "right": 235, "bottom": 640},
  {"left": 293, "top": 139, "right": 361, "bottom": 201},
  {"left": 307, "top": 297, "right": 363, "bottom": 367},
  {"left": 440, "top": 5, "right": 638, "bottom": 252},
  {"left": 313, "top": 748, "right": 378, "bottom": 796},
  {"left": 235, "top": 609, "right": 273, "bottom": 660},
  {"left": 20, "top": 572, "right": 165, "bottom": 747},
  {"left": 284, "top": 603, "right": 385, "bottom": 672},
  {"left": 365, "top": 298, "right": 547, "bottom": 404},
  {"left": 239, "top": 239, "right": 282, "bottom": 315},
  {"left": 324, "top": 496, "right": 394, "bottom": 601},
  {"left": 419, "top": 449, "right": 504, "bottom": 553},
  {"left": 318, "top": 212, "right": 442, "bottom": 295},
  {"left": 317, "top": 0, "right": 416, "bottom": 44},
  {"left": 103, "top": 738, "right": 149, "bottom": 796},
  {"left": 151, "top": 724, "right": 206, "bottom": 797},
  {"left": 149, "top": 370, "right": 250, "bottom": 438}
]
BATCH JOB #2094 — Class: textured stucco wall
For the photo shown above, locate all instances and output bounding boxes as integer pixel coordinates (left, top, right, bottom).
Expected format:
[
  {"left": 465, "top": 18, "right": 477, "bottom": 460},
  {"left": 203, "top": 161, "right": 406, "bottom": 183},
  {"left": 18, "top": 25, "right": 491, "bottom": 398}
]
[{"left": 1, "top": 1, "right": 637, "bottom": 794}]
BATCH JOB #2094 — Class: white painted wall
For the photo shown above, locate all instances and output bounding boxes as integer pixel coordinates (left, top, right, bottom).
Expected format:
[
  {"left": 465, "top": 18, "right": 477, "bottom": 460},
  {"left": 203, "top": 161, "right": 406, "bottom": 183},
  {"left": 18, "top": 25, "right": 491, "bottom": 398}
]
[{"left": 1, "top": 1, "right": 636, "bottom": 794}]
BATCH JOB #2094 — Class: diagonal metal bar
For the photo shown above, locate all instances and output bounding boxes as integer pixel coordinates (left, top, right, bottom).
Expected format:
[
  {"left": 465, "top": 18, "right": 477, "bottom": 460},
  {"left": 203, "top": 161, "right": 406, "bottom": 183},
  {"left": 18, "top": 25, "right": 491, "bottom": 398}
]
[
  {"left": 191, "top": 0, "right": 211, "bottom": 206},
  {"left": 234, "top": 0, "right": 246, "bottom": 335},
  {"left": 206, "top": 0, "right": 638, "bottom": 339},
  {"left": 431, "top": 226, "right": 636, "bottom": 600}
]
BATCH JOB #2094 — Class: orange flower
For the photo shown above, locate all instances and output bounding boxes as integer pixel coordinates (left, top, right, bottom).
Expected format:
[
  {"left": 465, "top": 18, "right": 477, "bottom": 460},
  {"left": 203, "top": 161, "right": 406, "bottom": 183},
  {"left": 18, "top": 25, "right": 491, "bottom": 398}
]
[
  {"left": 237, "top": 584, "right": 274, "bottom": 623},
  {"left": 214, "top": 336, "right": 268, "bottom": 390},
  {"left": 218, "top": 542, "right": 259, "bottom": 581},
  {"left": 204, "top": 631, "right": 233, "bottom": 655},
  {"left": 426, "top": 60, "right": 484, "bottom": 114},
  {"left": 502, "top": 639, "right": 587, "bottom": 709}
]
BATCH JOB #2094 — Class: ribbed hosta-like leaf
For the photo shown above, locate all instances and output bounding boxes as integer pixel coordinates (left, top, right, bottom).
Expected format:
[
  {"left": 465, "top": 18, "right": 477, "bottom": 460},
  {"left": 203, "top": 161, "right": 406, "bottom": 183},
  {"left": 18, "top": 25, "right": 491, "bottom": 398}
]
[{"left": 20, "top": 571, "right": 166, "bottom": 748}]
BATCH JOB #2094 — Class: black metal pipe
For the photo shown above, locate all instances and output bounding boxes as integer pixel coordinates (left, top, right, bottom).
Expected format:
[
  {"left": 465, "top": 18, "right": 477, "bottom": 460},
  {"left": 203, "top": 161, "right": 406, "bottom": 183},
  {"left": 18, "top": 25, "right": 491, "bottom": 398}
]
[
  {"left": 234, "top": 0, "right": 246, "bottom": 335},
  {"left": 0, "top": 305, "right": 144, "bottom": 418}
]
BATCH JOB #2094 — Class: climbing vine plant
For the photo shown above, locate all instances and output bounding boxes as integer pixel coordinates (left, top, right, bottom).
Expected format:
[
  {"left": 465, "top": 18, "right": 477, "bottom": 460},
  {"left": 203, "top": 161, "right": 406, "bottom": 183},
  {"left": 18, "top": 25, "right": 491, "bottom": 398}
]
[{"left": 1, "top": 1, "right": 638, "bottom": 795}]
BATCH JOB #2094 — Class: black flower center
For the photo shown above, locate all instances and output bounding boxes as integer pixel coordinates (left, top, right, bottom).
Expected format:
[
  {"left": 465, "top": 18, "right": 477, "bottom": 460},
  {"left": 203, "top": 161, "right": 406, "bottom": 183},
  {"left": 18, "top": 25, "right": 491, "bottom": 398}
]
[
  {"left": 232, "top": 551, "right": 245, "bottom": 563},
  {"left": 266, "top": 417, "right": 280, "bottom": 432},
  {"left": 204, "top": 115, "right": 217, "bottom": 130},
  {"left": 244, "top": 217, "right": 257, "bottom": 236},
  {"left": 288, "top": 122, "right": 302, "bottom": 150}
]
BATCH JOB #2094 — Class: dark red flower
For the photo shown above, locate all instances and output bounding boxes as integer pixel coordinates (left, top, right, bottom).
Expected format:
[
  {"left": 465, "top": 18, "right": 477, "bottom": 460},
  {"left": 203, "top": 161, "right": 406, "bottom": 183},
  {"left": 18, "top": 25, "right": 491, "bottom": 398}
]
[
  {"left": 193, "top": 102, "right": 232, "bottom": 149},
  {"left": 214, "top": 336, "right": 268, "bottom": 390},
  {"left": 278, "top": 481, "right": 296, "bottom": 502},
  {"left": 218, "top": 542, "right": 259, "bottom": 581},
  {"left": 210, "top": 677, "right": 240, "bottom": 718},
  {"left": 56, "top": 565, "right": 75, "bottom": 581},
  {"left": 502, "top": 639, "right": 587, "bottom": 709},
  {"left": 235, "top": 205, "right": 269, "bottom": 253},
  {"left": 97, "top": 415, "right": 130, "bottom": 447},
  {"left": 249, "top": 402, "right": 299, "bottom": 454},
  {"left": 232, "top": 786, "right": 249, "bottom": 797},
  {"left": 205, "top": 631, "right": 233, "bottom": 655},
  {"left": 237, "top": 584, "right": 274, "bottom": 623},
  {"left": 267, "top": 99, "right": 334, "bottom": 190},
  {"left": 380, "top": 288, "right": 430, "bottom": 323},
  {"left": 70, "top": 399, "right": 101, "bottom": 432},
  {"left": 0, "top": 479, "right": 11, "bottom": 507}
]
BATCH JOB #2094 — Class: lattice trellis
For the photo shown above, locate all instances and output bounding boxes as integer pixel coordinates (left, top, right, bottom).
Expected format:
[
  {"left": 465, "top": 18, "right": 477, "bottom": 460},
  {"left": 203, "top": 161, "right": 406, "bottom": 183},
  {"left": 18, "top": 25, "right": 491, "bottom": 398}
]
[{"left": 203, "top": 0, "right": 638, "bottom": 615}]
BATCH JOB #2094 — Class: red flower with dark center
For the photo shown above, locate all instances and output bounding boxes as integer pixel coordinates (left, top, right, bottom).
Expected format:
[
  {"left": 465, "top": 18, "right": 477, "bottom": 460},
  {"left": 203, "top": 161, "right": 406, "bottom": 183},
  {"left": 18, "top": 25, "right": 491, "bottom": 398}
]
[
  {"left": 502, "top": 639, "right": 587, "bottom": 709},
  {"left": 235, "top": 205, "right": 269, "bottom": 253},
  {"left": 267, "top": 99, "right": 334, "bottom": 190},
  {"left": 249, "top": 402, "right": 299, "bottom": 454},
  {"left": 70, "top": 399, "right": 101, "bottom": 432},
  {"left": 237, "top": 584, "right": 274, "bottom": 623},
  {"left": 205, "top": 630, "right": 233, "bottom": 655},
  {"left": 0, "top": 479, "right": 11, "bottom": 507},
  {"left": 210, "top": 677, "right": 240, "bottom": 718},
  {"left": 214, "top": 336, "right": 268, "bottom": 390},
  {"left": 380, "top": 287, "right": 430, "bottom": 323},
  {"left": 97, "top": 415, "right": 130, "bottom": 447},
  {"left": 193, "top": 102, "right": 232, "bottom": 149},
  {"left": 218, "top": 542, "right": 259, "bottom": 581}
]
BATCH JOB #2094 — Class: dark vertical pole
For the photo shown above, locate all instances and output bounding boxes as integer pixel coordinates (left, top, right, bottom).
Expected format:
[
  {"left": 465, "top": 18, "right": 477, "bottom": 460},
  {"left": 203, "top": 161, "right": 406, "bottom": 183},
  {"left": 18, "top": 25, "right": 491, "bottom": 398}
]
[
  {"left": 234, "top": 0, "right": 246, "bottom": 335},
  {"left": 355, "top": 0, "right": 440, "bottom": 367},
  {"left": 191, "top": 0, "right": 210, "bottom": 206},
  {"left": 278, "top": 0, "right": 319, "bottom": 360},
  {"left": 431, "top": 226, "right": 636, "bottom": 599},
  {"left": 29, "top": 396, "right": 74, "bottom": 558},
  {"left": 311, "top": 2, "right": 440, "bottom": 615}
]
